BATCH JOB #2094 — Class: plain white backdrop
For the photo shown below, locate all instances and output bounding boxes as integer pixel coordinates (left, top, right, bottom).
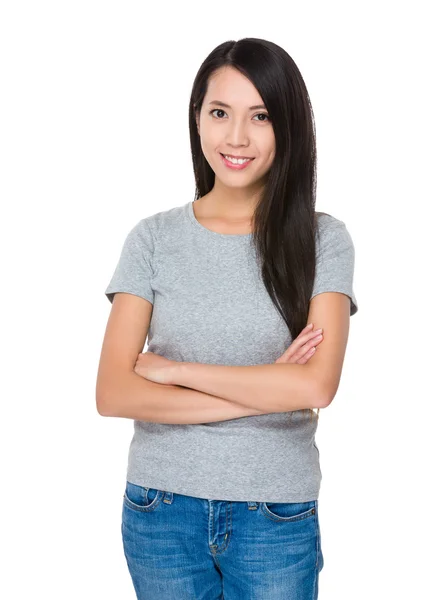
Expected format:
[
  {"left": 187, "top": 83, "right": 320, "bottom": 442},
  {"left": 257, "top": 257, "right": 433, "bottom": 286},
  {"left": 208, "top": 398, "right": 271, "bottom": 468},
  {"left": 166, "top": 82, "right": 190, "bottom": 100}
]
[{"left": 1, "top": 1, "right": 441, "bottom": 598}]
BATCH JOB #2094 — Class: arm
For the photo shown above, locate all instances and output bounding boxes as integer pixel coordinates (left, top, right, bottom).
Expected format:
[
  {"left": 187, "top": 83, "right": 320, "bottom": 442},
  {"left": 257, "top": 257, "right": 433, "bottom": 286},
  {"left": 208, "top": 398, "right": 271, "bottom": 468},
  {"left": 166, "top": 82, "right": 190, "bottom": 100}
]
[
  {"left": 97, "top": 294, "right": 264, "bottom": 424},
  {"left": 173, "top": 362, "right": 324, "bottom": 413},
  {"left": 98, "top": 371, "right": 266, "bottom": 424},
  {"left": 170, "top": 292, "right": 353, "bottom": 413}
]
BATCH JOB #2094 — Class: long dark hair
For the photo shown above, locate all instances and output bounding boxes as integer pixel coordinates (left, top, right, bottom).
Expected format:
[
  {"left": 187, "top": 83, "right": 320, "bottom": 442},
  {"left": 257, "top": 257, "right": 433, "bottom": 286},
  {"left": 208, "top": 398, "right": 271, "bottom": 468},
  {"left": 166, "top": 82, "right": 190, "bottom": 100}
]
[{"left": 188, "top": 38, "right": 319, "bottom": 422}]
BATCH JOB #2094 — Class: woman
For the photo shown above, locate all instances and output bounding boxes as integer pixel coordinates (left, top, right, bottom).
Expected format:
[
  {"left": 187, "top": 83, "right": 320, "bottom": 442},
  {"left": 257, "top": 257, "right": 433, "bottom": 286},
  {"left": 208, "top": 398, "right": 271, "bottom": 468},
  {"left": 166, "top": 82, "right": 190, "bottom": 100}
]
[{"left": 97, "top": 37, "right": 358, "bottom": 600}]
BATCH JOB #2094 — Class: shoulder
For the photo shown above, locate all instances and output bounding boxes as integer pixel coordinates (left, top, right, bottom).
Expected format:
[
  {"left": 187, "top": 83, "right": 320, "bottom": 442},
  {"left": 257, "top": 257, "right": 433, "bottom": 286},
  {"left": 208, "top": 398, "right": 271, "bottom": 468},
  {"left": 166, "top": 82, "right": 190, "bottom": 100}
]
[
  {"left": 315, "top": 211, "right": 345, "bottom": 231},
  {"left": 315, "top": 211, "right": 353, "bottom": 245},
  {"left": 137, "top": 202, "right": 189, "bottom": 240}
]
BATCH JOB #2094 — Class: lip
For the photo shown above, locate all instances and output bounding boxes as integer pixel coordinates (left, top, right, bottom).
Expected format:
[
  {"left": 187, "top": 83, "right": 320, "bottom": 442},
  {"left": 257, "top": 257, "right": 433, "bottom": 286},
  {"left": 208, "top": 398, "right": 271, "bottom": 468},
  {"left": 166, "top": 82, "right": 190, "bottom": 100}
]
[
  {"left": 221, "top": 153, "right": 254, "bottom": 159},
  {"left": 220, "top": 153, "right": 255, "bottom": 170}
]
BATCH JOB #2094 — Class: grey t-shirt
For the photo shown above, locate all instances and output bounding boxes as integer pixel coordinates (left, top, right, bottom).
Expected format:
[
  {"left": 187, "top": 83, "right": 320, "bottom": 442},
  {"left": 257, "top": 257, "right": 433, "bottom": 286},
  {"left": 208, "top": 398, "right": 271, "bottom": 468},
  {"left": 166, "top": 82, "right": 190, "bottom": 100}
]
[{"left": 104, "top": 200, "right": 358, "bottom": 502}]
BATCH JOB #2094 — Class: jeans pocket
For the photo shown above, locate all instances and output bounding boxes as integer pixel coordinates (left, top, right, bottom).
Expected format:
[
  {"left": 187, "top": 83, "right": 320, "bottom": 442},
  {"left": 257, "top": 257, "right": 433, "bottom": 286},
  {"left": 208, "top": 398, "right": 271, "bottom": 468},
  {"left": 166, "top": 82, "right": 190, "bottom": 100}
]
[
  {"left": 260, "top": 499, "right": 317, "bottom": 522},
  {"left": 123, "top": 481, "right": 164, "bottom": 513}
]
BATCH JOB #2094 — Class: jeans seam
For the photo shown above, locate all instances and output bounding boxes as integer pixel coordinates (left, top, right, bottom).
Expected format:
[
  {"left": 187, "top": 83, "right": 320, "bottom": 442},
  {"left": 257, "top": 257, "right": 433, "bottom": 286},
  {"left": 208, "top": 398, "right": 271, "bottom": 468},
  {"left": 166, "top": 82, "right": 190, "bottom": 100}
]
[{"left": 312, "top": 500, "right": 320, "bottom": 600}]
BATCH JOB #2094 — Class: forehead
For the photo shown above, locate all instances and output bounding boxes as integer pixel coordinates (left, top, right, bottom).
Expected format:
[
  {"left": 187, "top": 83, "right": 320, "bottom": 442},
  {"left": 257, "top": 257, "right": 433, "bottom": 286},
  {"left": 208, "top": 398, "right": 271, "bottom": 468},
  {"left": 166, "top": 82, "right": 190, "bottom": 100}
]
[{"left": 205, "top": 66, "right": 264, "bottom": 106}]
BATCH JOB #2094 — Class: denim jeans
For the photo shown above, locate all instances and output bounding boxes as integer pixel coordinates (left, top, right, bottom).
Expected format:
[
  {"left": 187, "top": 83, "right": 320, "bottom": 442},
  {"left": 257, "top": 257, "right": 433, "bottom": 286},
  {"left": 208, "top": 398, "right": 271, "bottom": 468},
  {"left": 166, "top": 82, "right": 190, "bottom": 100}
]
[{"left": 121, "top": 480, "right": 324, "bottom": 599}]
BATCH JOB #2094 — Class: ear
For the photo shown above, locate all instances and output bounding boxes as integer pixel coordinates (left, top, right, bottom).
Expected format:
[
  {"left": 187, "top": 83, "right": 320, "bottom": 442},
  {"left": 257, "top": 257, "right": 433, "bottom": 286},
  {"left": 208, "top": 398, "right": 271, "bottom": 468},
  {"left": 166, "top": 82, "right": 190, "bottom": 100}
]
[{"left": 194, "top": 105, "right": 200, "bottom": 135}]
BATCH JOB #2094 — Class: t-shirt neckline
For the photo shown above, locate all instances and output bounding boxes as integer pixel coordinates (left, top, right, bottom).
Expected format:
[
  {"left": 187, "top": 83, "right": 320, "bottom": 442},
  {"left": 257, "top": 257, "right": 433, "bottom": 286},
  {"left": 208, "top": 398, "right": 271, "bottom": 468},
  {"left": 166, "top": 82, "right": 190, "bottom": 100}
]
[{"left": 186, "top": 201, "right": 253, "bottom": 240}]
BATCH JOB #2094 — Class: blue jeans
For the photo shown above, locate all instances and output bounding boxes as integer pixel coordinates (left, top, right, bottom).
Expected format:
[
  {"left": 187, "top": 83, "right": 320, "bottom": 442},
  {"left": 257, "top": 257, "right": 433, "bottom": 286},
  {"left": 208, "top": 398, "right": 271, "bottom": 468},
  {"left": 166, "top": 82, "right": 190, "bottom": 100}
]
[{"left": 122, "top": 480, "right": 324, "bottom": 599}]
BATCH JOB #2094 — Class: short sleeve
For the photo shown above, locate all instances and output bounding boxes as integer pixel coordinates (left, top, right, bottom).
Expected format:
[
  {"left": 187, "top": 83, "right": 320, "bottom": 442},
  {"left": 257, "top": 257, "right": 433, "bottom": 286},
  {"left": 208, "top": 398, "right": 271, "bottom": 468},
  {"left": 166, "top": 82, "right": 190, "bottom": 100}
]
[
  {"left": 104, "top": 218, "right": 155, "bottom": 305},
  {"left": 310, "top": 218, "right": 358, "bottom": 316}
]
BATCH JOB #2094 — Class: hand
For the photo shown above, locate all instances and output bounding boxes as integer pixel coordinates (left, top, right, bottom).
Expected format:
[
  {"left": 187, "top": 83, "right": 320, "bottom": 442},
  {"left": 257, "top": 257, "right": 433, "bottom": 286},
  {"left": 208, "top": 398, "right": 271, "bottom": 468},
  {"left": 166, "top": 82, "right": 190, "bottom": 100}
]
[
  {"left": 134, "top": 351, "right": 178, "bottom": 385},
  {"left": 275, "top": 324, "right": 323, "bottom": 364}
]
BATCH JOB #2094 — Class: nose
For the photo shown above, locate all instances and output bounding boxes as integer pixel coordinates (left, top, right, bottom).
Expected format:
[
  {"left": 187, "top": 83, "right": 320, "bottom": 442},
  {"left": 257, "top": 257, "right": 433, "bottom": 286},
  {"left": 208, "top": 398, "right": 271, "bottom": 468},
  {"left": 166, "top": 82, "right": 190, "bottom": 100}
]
[{"left": 225, "top": 117, "right": 250, "bottom": 148}]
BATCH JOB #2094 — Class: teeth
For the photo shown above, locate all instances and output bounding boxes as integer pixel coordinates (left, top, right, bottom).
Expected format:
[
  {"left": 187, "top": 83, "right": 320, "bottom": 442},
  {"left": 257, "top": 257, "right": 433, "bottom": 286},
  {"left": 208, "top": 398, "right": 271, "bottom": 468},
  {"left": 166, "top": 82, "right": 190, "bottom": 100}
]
[{"left": 223, "top": 154, "right": 251, "bottom": 165}]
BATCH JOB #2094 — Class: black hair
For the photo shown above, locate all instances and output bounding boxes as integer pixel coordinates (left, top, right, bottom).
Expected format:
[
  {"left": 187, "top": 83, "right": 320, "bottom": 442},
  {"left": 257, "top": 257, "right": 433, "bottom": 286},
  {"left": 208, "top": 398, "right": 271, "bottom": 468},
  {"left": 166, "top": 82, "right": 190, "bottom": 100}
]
[{"left": 189, "top": 38, "right": 320, "bottom": 423}]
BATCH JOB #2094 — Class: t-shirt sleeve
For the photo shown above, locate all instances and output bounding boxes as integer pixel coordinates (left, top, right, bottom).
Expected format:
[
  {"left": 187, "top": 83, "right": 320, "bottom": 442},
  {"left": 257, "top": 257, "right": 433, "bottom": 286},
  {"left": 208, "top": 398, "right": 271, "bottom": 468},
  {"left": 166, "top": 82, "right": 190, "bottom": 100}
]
[
  {"left": 104, "top": 218, "right": 155, "bottom": 305},
  {"left": 310, "top": 218, "right": 358, "bottom": 316}
]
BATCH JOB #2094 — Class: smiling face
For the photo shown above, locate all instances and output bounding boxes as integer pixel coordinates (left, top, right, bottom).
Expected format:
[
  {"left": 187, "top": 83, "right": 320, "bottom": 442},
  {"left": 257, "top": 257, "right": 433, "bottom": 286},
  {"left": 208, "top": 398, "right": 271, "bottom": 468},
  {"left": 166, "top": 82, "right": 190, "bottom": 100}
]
[{"left": 196, "top": 66, "right": 276, "bottom": 193}]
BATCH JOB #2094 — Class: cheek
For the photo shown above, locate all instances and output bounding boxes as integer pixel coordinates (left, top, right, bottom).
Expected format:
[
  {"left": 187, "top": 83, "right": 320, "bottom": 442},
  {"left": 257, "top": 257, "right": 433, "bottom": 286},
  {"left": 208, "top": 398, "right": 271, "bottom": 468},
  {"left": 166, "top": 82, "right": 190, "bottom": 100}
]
[
  {"left": 199, "top": 130, "right": 218, "bottom": 156},
  {"left": 200, "top": 144, "right": 216, "bottom": 168},
  {"left": 266, "top": 145, "right": 276, "bottom": 163},
  {"left": 258, "top": 133, "right": 275, "bottom": 163}
]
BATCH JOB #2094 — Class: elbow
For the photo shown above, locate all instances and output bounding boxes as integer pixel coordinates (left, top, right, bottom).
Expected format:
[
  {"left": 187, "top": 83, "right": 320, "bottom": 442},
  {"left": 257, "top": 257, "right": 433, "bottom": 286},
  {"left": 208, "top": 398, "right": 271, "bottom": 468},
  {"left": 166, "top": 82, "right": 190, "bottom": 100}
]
[
  {"left": 96, "top": 373, "right": 125, "bottom": 416},
  {"left": 317, "top": 381, "right": 339, "bottom": 409},
  {"left": 96, "top": 397, "right": 110, "bottom": 417},
  {"left": 312, "top": 383, "right": 330, "bottom": 410},
  {"left": 96, "top": 391, "right": 117, "bottom": 417},
  {"left": 300, "top": 364, "right": 332, "bottom": 410},
  {"left": 318, "top": 392, "right": 332, "bottom": 409},
  {"left": 307, "top": 371, "right": 334, "bottom": 409}
]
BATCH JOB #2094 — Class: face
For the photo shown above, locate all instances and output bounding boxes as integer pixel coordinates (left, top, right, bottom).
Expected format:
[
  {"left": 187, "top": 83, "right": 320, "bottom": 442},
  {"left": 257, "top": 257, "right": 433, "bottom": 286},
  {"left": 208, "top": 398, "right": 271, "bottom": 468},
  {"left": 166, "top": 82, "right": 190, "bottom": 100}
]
[{"left": 196, "top": 66, "right": 276, "bottom": 190}]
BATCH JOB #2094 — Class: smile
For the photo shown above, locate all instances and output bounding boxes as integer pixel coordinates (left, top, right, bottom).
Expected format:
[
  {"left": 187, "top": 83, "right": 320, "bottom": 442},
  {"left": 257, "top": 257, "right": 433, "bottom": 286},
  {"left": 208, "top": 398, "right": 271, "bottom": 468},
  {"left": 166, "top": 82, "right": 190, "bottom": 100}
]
[{"left": 220, "top": 153, "right": 255, "bottom": 170}]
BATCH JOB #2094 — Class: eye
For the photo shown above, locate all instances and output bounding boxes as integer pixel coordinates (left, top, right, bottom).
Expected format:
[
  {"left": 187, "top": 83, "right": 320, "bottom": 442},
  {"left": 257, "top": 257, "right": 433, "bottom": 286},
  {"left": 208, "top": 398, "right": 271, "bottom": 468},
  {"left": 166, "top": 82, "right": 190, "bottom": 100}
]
[
  {"left": 209, "top": 108, "right": 227, "bottom": 119},
  {"left": 253, "top": 113, "right": 271, "bottom": 122},
  {"left": 209, "top": 109, "right": 271, "bottom": 122}
]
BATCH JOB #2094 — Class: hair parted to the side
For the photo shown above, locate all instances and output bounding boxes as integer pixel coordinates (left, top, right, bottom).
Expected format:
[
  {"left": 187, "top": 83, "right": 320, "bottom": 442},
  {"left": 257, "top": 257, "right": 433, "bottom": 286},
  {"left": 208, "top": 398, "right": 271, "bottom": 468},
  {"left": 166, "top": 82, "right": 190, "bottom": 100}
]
[{"left": 188, "top": 38, "right": 320, "bottom": 423}]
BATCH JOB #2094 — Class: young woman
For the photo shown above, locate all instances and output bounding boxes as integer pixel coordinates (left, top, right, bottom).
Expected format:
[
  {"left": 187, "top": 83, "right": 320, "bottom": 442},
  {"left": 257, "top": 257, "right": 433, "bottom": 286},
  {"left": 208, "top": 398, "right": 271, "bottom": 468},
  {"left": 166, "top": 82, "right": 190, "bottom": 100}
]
[{"left": 97, "top": 37, "right": 358, "bottom": 600}]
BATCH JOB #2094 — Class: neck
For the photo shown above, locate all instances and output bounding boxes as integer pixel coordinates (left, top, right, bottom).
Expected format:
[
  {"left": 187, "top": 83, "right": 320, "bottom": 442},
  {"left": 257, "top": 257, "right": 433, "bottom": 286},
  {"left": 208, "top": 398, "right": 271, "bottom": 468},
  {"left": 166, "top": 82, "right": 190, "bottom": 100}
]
[{"left": 205, "top": 178, "right": 263, "bottom": 220}]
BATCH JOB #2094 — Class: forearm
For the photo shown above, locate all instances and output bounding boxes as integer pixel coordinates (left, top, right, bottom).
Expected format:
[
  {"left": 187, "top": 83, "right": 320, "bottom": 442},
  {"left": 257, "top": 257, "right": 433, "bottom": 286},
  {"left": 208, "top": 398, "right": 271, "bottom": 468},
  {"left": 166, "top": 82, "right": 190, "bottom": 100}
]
[
  {"left": 173, "top": 362, "right": 325, "bottom": 413},
  {"left": 98, "top": 372, "right": 265, "bottom": 424}
]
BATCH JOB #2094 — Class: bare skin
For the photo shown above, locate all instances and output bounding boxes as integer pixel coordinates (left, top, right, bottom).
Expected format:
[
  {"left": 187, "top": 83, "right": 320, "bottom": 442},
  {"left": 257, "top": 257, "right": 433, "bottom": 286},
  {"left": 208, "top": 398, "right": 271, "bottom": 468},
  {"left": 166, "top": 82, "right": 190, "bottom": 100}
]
[
  {"left": 134, "top": 324, "right": 324, "bottom": 385},
  {"left": 194, "top": 65, "right": 276, "bottom": 230},
  {"left": 192, "top": 194, "right": 254, "bottom": 235}
]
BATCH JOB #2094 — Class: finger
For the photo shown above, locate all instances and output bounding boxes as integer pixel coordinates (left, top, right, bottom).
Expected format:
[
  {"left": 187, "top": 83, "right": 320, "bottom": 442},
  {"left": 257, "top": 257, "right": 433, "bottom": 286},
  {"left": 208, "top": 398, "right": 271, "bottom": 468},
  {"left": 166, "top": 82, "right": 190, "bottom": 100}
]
[
  {"left": 278, "top": 324, "right": 315, "bottom": 361},
  {"left": 286, "top": 332, "right": 323, "bottom": 361},
  {"left": 289, "top": 327, "right": 322, "bottom": 352},
  {"left": 292, "top": 345, "right": 317, "bottom": 364},
  {"left": 276, "top": 342, "right": 316, "bottom": 364},
  {"left": 277, "top": 326, "right": 323, "bottom": 363}
]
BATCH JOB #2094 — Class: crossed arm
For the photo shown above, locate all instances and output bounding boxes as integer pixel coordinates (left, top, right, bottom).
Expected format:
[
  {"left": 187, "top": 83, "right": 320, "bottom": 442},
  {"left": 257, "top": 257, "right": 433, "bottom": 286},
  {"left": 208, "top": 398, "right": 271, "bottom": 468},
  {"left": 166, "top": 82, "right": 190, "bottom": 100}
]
[
  {"left": 102, "top": 361, "right": 322, "bottom": 424},
  {"left": 100, "top": 293, "right": 349, "bottom": 422},
  {"left": 172, "top": 361, "right": 326, "bottom": 413},
  {"left": 167, "top": 291, "right": 351, "bottom": 414}
]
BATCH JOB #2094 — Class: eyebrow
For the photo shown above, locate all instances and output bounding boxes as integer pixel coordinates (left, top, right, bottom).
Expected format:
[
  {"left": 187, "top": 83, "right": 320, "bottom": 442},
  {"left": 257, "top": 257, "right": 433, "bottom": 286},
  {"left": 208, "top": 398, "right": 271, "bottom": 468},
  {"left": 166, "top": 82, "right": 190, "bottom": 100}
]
[{"left": 208, "top": 100, "right": 267, "bottom": 111}]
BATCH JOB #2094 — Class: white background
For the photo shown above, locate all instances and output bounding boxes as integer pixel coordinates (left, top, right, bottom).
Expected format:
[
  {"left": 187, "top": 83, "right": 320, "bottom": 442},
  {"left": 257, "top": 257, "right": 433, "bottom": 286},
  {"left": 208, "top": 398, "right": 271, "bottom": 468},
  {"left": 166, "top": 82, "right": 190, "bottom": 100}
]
[{"left": 1, "top": 1, "right": 442, "bottom": 598}]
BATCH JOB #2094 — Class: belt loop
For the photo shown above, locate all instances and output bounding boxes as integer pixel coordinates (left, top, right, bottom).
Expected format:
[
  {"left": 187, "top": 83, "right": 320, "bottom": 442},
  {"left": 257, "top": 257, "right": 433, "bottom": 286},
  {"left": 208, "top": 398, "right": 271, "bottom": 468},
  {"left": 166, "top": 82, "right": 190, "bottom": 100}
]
[
  {"left": 163, "top": 491, "right": 173, "bottom": 504},
  {"left": 247, "top": 501, "right": 258, "bottom": 510}
]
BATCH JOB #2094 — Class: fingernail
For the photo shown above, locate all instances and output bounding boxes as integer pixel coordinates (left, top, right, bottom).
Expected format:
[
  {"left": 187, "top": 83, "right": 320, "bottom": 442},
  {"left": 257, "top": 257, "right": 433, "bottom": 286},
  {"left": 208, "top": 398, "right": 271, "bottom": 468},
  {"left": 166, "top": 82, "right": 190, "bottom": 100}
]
[{"left": 307, "top": 323, "right": 313, "bottom": 328}]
